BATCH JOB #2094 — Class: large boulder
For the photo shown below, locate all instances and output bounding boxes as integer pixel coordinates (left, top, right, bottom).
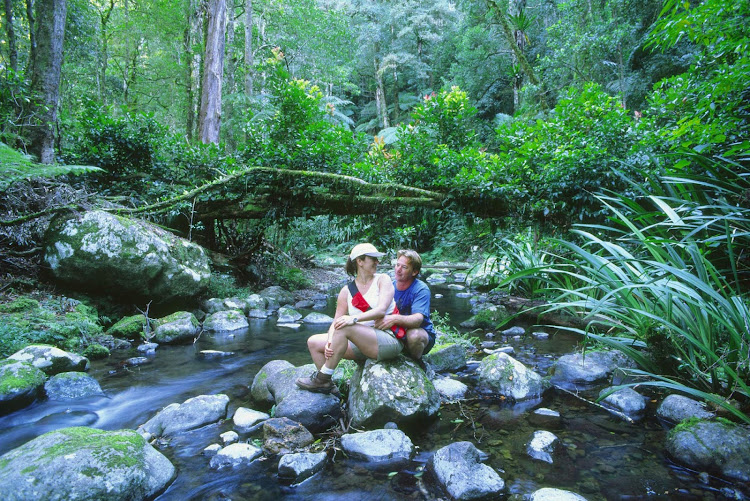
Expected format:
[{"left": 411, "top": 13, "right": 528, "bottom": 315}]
[
  {"left": 348, "top": 358, "right": 440, "bottom": 429},
  {"left": 0, "top": 426, "right": 175, "bottom": 500},
  {"left": 666, "top": 420, "right": 750, "bottom": 483},
  {"left": 476, "top": 352, "right": 548, "bottom": 401},
  {"left": 44, "top": 371, "right": 104, "bottom": 400},
  {"left": 250, "top": 360, "right": 295, "bottom": 404},
  {"left": 138, "top": 394, "right": 229, "bottom": 438},
  {"left": 152, "top": 311, "right": 201, "bottom": 344},
  {"left": 429, "top": 441, "right": 505, "bottom": 500},
  {"left": 202, "top": 310, "right": 249, "bottom": 333},
  {"left": 8, "top": 344, "right": 89, "bottom": 376},
  {"left": 424, "top": 343, "right": 467, "bottom": 373},
  {"left": 265, "top": 365, "right": 342, "bottom": 433},
  {"left": 43, "top": 210, "right": 211, "bottom": 303},
  {"left": 0, "top": 359, "right": 46, "bottom": 415}
]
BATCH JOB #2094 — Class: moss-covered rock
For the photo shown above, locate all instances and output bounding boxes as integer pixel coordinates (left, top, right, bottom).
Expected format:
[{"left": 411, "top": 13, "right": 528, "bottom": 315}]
[
  {"left": 0, "top": 298, "right": 40, "bottom": 314},
  {"left": 106, "top": 315, "right": 148, "bottom": 340},
  {"left": 459, "top": 304, "right": 510, "bottom": 329},
  {"left": 7, "top": 344, "right": 89, "bottom": 376},
  {"left": 44, "top": 371, "right": 104, "bottom": 400},
  {"left": 82, "top": 344, "right": 110, "bottom": 360},
  {"left": 424, "top": 343, "right": 467, "bottom": 373},
  {"left": 43, "top": 210, "right": 211, "bottom": 303},
  {"left": 0, "top": 426, "right": 175, "bottom": 500},
  {"left": 477, "top": 352, "right": 548, "bottom": 401},
  {"left": 152, "top": 311, "right": 200, "bottom": 344},
  {"left": 0, "top": 359, "right": 46, "bottom": 415}
]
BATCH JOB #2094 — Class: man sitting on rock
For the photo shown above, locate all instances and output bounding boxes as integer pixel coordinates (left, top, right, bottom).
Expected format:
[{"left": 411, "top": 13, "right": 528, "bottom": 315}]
[{"left": 375, "top": 249, "right": 436, "bottom": 362}]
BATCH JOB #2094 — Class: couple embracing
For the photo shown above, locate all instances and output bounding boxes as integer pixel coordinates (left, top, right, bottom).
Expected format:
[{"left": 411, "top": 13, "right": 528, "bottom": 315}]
[{"left": 296, "top": 244, "right": 435, "bottom": 394}]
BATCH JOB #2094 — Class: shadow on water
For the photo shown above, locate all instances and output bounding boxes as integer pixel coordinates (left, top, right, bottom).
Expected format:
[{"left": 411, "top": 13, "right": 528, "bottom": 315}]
[{"left": 0, "top": 284, "right": 744, "bottom": 500}]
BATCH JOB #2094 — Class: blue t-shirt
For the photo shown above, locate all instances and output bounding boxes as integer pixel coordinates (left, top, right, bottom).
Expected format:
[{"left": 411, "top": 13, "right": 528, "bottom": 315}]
[{"left": 393, "top": 279, "right": 435, "bottom": 340}]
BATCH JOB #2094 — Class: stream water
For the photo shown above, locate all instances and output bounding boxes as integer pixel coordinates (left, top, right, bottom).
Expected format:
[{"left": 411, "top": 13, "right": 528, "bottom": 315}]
[{"left": 0, "top": 285, "right": 742, "bottom": 500}]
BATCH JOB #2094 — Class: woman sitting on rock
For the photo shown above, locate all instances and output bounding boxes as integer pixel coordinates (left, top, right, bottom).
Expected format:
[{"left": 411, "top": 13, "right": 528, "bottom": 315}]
[{"left": 296, "top": 243, "right": 403, "bottom": 394}]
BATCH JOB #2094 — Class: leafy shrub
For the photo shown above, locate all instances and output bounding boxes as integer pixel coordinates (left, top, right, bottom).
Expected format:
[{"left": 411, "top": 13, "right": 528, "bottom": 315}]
[{"left": 62, "top": 102, "right": 167, "bottom": 178}]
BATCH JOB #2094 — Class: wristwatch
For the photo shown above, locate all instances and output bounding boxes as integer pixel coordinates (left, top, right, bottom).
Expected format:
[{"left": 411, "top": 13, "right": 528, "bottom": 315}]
[{"left": 352, "top": 316, "right": 358, "bottom": 324}]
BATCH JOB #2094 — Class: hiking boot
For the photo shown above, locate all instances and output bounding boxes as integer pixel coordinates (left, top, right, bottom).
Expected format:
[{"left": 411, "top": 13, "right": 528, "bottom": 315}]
[{"left": 296, "top": 371, "right": 334, "bottom": 394}]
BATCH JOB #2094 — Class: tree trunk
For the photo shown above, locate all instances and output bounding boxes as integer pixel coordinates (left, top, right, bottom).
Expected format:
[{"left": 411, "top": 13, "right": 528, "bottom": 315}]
[
  {"left": 183, "top": 0, "right": 196, "bottom": 141},
  {"left": 198, "top": 0, "right": 226, "bottom": 144},
  {"left": 27, "top": 0, "right": 66, "bottom": 164},
  {"left": 25, "top": 0, "right": 35, "bottom": 77},
  {"left": 98, "top": 0, "right": 115, "bottom": 104},
  {"left": 244, "top": 0, "right": 253, "bottom": 96},
  {"left": 374, "top": 57, "right": 389, "bottom": 129},
  {"left": 3, "top": 0, "right": 18, "bottom": 73}
]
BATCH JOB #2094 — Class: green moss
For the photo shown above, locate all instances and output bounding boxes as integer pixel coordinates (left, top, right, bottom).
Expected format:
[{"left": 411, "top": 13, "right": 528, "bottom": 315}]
[
  {"left": 83, "top": 344, "right": 110, "bottom": 359},
  {"left": 106, "top": 315, "right": 148, "bottom": 339},
  {"left": 41, "top": 427, "right": 145, "bottom": 470},
  {"left": 0, "top": 298, "right": 40, "bottom": 313},
  {"left": 0, "top": 360, "right": 46, "bottom": 394}
]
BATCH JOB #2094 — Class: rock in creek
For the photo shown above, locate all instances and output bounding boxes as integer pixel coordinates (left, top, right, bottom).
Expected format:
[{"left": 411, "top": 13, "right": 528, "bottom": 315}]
[
  {"left": 209, "top": 442, "right": 263, "bottom": 469},
  {"left": 656, "top": 394, "right": 715, "bottom": 425},
  {"left": 0, "top": 426, "right": 175, "bottom": 501},
  {"left": 278, "top": 451, "right": 328, "bottom": 483},
  {"left": 529, "top": 487, "right": 589, "bottom": 501},
  {"left": 476, "top": 352, "right": 548, "bottom": 401},
  {"left": 8, "top": 344, "right": 89, "bottom": 376},
  {"left": 549, "top": 350, "right": 634, "bottom": 389},
  {"left": 429, "top": 441, "right": 504, "bottom": 501},
  {"left": 43, "top": 210, "right": 210, "bottom": 303},
  {"left": 138, "top": 394, "right": 229, "bottom": 438},
  {"left": 44, "top": 371, "right": 104, "bottom": 400},
  {"left": 262, "top": 417, "right": 314, "bottom": 455},
  {"left": 340, "top": 428, "right": 414, "bottom": 463},
  {"left": 202, "top": 310, "right": 249, "bottom": 332},
  {"left": 348, "top": 357, "right": 440, "bottom": 429},
  {"left": 0, "top": 360, "right": 46, "bottom": 415},
  {"left": 666, "top": 420, "right": 750, "bottom": 483},
  {"left": 153, "top": 311, "right": 201, "bottom": 343}
]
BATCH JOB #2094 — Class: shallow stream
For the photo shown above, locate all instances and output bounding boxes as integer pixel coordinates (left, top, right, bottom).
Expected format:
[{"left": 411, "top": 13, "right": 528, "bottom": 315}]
[{"left": 0, "top": 285, "right": 742, "bottom": 500}]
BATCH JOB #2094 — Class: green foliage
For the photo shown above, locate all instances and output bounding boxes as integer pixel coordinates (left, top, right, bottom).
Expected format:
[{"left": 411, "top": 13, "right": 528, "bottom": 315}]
[
  {"left": 0, "top": 69, "right": 33, "bottom": 148},
  {"left": 0, "top": 142, "right": 103, "bottom": 192},
  {"left": 0, "top": 295, "right": 104, "bottom": 358},
  {"left": 62, "top": 103, "right": 167, "bottom": 178},
  {"left": 274, "top": 266, "right": 313, "bottom": 291},
  {"left": 492, "top": 83, "right": 657, "bottom": 223},
  {"left": 504, "top": 158, "right": 750, "bottom": 423},
  {"left": 432, "top": 311, "right": 479, "bottom": 349},
  {"left": 204, "top": 273, "right": 250, "bottom": 301},
  {"left": 82, "top": 343, "right": 110, "bottom": 359},
  {"left": 240, "top": 54, "right": 368, "bottom": 173}
]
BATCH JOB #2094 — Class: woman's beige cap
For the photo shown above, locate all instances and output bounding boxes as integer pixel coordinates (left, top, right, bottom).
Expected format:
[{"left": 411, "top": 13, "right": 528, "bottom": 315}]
[{"left": 349, "top": 243, "right": 386, "bottom": 260}]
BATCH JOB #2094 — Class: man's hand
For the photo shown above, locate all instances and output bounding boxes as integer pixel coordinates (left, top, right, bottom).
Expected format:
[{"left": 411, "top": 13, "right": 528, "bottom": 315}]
[{"left": 375, "top": 315, "right": 398, "bottom": 330}]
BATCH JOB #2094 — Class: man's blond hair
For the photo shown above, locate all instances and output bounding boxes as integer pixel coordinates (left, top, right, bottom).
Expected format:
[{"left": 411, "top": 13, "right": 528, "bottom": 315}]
[{"left": 397, "top": 249, "right": 422, "bottom": 275}]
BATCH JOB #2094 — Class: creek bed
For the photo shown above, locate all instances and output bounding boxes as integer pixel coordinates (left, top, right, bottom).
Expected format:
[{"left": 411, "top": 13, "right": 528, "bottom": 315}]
[{"left": 0, "top": 285, "right": 740, "bottom": 500}]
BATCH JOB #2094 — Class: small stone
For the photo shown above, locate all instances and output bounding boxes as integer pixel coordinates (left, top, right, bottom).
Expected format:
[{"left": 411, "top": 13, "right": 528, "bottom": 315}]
[{"left": 221, "top": 431, "right": 239, "bottom": 445}]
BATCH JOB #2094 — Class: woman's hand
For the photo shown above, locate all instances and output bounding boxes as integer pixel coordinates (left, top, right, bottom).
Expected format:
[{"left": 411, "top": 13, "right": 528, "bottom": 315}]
[
  {"left": 334, "top": 314, "right": 357, "bottom": 330},
  {"left": 324, "top": 340, "right": 333, "bottom": 359}
]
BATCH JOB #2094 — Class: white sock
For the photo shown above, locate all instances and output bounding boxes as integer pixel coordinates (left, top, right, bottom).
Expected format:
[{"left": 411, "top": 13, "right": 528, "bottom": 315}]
[{"left": 319, "top": 365, "right": 334, "bottom": 375}]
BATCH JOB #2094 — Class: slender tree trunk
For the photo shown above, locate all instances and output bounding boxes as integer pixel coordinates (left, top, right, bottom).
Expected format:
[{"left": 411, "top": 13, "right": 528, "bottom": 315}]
[
  {"left": 98, "top": 0, "right": 115, "bottom": 104},
  {"left": 27, "top": 0, "right": 66, "bottom": 164},
  {"left": 198, "top": 0, "right": 227, "bottom": 144},
  {"left": 244, "top": 0, "right": 253, "bottom": 96},
  {"left": 509, "top": 0, "right": 526, "bottom": 110},
  {"left": 4, "top": 0, "right": 18, "bottom": 72},
  {"left": 225, "top": 0, "right": 235, "bottom": 94},
  {"left": 374, "top": 57, "right": 389, "bottom": 129},
  {"left": 487, "top": 0, "right": 547, "bottom": 110},
  {"left": 25, "top": 0, "right": 35, "bottom": 77},
  {"left": 183, "top": 0, "right": 195, "bottom": 141}
]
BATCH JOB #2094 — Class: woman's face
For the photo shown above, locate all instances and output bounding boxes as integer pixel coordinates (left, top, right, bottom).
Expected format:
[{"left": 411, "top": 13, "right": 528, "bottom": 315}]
[{"left": 357, "top": 255, "right": 379, "bottom": 274}]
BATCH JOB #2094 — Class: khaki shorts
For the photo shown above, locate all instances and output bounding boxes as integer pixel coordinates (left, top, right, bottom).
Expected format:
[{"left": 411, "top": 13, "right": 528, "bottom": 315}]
[{"left": 350, "top": 328, "right": 403, "bottom": 361}]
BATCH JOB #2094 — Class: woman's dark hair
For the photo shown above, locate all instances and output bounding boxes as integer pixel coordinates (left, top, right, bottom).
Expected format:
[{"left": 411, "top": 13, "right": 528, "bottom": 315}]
[{"left": 345, "top": 257, "right": 358, "bottom": 276}]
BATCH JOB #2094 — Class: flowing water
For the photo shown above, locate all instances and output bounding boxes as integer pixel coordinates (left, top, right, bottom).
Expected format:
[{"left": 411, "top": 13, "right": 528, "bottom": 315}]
[{"left": 0, "top": 285, "right": 743, "bottom": 500}]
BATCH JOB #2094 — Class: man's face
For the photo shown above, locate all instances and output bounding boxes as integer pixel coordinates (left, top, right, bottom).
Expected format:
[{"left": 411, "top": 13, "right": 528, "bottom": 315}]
[{"left": 394, "top": 256, "right": 417, "bottom": 283}]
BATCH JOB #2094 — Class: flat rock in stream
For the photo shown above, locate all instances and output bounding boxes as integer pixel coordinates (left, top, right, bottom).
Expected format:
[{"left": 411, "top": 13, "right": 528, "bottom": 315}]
[
  {"left": 44, "top": 371, "right": 104, "bottom": 400},
  {"left": 138, "top": 394, "right": 230, "bottom": 438},
  {"left": 340, "top": 428, "right": 414, "bottom": 463},
  {"left": 0, "top": 426, "right": 175, "bottom": 501},
  {"left": 429, "top": 441, "right": 504, "bottom": 500},
  {"left": 476, "top": 352, "right": 548, "bottom": 401},
  {"left": 8, "top": 344, "right": 89, "bottom": 376},
  {"left": 549, "top": 350, "right": 635, "bottom": 389}
]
